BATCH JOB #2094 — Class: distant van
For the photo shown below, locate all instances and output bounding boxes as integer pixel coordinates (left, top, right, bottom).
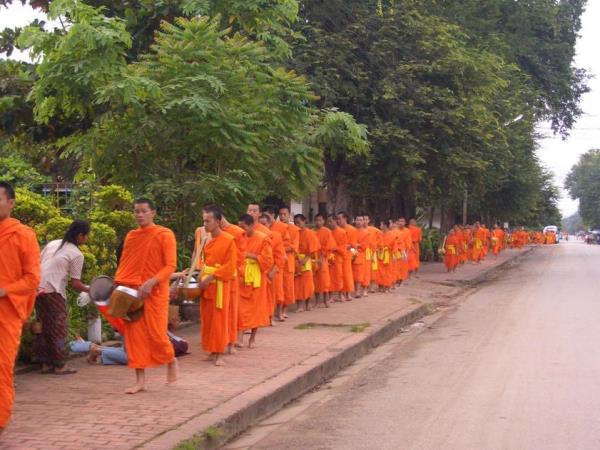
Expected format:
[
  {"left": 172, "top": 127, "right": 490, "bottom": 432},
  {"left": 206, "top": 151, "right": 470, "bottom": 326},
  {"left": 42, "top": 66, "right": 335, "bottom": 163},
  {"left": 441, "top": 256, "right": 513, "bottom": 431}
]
[{"left": 543, "top": 225, "right": 560, "bottom": 243}]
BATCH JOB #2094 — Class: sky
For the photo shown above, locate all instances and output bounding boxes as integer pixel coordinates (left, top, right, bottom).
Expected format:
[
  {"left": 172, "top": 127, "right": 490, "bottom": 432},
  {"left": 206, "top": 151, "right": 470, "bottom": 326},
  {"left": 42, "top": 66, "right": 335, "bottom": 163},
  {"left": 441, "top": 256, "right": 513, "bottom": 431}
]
[{"left": 1, "top": 2, "right": 599, "bottom": 218}]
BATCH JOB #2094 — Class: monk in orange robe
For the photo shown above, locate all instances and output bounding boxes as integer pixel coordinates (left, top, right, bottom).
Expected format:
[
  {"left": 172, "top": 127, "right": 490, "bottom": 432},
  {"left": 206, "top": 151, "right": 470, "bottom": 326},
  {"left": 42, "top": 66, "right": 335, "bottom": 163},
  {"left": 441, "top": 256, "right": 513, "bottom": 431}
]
[
  {"left": 196, "top": 207, "right": 237, "bottom": 366},
  {"left": 443, "top": 229, "right": 459, "bottom": 272},
  {"left": 365, "top": 215, "right": 382, "bottom": 293},
  {"left": 259, "top": 213, "right": 286, "bottom": 319},
  {"left": 294, "top": 214, "right": 320, "bottom": 311},
  {"left": 0, "top": 182, "right": 40, "bottom": 433},
  {"left": 461, "top": 226, "right": 471, "bottom": 264},
  {"left": 328, "top": 214, "right": 354, "bottom": 301},
  {"left": 246, "top": 204, "right": 276, "bottom": 321},
  {"left": 314, "top": 213, "right": 336, "bottom": 307},
  {"left": 215, "top": 214, "right": 246, "bottom": 354},
  {"left": 408, "top": 219, "right": 422, "bottom": 273},
  {"left": 394, "top": 218, "right": 411, "bottom": 284},
  {"left": 114, "top": 198, "right": 177, "bottom": 394},
  {"left": 470, "top": 222, "right": 486, "bottom": 263},
  {"left": 352, "top": 215, "right": 370, "bottom": 297},
  {"left": 377, "top": 220, "right": 396, "bottom": 291},
  {"left": 278, "top": 207, "right": 299, "bottom": 317},
  {"left": 237, "top": 214, "right": 273, "bottom": 348},
  {"left": 265, "top": 207, "right": 291, "bottom": 321},
  {"left": 481, "top": 225, "right": 491, "bottom": 258},
  {"left": 336, "top": 212, "right": 357, "bottom": 298},
  {"left": 492, "top": 224, "right": 504, "bottom": 258}
]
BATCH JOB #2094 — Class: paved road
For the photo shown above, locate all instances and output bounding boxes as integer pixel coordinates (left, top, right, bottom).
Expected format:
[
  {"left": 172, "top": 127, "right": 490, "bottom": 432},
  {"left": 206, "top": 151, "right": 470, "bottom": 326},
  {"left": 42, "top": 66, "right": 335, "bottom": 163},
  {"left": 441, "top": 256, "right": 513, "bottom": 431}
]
[{"left": 227, "top": 241, "right": 600, "bottom": 450}]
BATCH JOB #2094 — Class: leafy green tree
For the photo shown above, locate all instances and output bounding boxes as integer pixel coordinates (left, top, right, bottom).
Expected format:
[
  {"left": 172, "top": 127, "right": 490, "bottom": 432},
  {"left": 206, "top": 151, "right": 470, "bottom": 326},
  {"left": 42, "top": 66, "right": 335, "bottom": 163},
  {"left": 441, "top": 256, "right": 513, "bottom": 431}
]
[
  {"left": 16, "top": 1, "right": 367, "bottom": 238},
  {"left": 565, "top": 149, "right": 600, "bottom": 228}
]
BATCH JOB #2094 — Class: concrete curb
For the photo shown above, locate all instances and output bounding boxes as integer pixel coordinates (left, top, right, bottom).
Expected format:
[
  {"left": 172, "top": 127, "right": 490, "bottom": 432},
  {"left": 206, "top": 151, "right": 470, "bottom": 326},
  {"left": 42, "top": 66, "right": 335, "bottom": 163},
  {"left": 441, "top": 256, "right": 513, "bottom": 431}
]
[
  {"left": 465, "top": 246, "right": 535, "bottom": 287},
  {"left": 140, "top": 304, "right": 429, "bottom": 450},
  {"left": 141, "top": 247, "right": 536, "bottom": 450}
]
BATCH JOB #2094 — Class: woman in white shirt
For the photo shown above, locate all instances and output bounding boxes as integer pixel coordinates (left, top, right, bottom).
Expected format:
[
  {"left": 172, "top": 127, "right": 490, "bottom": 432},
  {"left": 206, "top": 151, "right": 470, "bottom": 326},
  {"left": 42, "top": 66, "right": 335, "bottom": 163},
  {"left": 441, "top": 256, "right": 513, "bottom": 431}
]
[{"left": 36, "top": 220, "right": 90, "bottom": 375}]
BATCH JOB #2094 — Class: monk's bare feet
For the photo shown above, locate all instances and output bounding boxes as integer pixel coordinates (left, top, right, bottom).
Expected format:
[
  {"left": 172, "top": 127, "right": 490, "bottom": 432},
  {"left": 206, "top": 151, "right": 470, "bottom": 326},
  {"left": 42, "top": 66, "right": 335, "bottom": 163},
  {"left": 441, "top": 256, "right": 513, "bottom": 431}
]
[
  {"left": 204, "top": 354, "right": 215, "bottom": 362},
  {"left": 283, "top": 314, "right": 289, "bottom": 319},
  {"left": 166, "top": 359, "right": 178, "bottom": 384},
  {"left": 228, "top": 345, "right": 238, "bottom": 355},
  {"left": 234, "top": 342, "right": 244, "bottom": 349},
  {"left": 214, "top": 358, "right": 225, "bottom": 366},
  {"left": 248, "top": 338, "right": 256, "bottom": 349},
  {"left": 125, "top": 384, "right": 146, "bottom": 394},
  {"left": 297, "top": 307, "right": 305, "bottom": 312},
  {"left": 324, "top": 300, "right": 330, "bottom": 308}
]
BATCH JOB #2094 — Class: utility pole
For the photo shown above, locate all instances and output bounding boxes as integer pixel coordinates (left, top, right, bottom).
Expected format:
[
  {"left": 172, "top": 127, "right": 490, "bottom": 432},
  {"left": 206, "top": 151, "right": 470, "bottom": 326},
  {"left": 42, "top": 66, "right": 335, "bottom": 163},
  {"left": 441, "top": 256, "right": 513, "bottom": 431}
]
[{"left": 462, "top": 188, "right": 468, "bottom": 225}]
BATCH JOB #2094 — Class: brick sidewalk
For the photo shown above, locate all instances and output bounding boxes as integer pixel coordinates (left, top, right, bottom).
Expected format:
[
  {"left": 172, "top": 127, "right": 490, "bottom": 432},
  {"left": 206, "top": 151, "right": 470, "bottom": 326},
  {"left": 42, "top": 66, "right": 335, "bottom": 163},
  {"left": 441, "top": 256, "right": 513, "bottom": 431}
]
[{"left": 1, "top": 248, "right": 528, "bottom": 450}]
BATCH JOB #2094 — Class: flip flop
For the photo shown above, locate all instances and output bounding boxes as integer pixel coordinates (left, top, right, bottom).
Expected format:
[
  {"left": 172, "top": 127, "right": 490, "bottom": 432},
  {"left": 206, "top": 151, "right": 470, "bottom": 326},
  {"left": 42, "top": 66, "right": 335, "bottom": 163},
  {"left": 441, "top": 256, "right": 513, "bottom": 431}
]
[{"left": 53, "top": 368, "right": 77, "bottom": 375}]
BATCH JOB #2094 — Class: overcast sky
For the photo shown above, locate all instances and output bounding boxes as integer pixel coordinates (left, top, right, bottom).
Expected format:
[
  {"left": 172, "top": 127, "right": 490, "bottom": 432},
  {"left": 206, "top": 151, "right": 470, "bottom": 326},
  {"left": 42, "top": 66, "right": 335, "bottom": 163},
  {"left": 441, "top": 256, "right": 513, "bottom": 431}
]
[{"left": 2, "top": 2, "right": 599, "bottom": 217}]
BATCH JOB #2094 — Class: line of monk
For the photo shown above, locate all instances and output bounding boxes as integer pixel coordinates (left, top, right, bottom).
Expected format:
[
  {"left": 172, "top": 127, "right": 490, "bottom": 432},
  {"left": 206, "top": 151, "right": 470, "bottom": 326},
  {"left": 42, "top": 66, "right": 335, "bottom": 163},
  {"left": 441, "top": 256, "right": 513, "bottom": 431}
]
[
  {"left": 442, "top": 222, "right": 559, "bottom": 273},
  {"left": 0, "top": 179, "right": 568, "bottom": 432},
  {"left": 188, "top": 206, "right": 424, "bottom": 367},
  {"left": 443, "top": 222, "right": 505, "bottom": 272}
]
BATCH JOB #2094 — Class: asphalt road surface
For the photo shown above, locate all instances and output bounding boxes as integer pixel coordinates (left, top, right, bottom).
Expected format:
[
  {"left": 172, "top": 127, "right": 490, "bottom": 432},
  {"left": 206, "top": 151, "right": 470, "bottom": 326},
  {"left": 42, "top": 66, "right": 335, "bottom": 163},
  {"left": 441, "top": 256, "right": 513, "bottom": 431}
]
[{"left": 226, "top": 240, "right": 600, "bottom": 450}]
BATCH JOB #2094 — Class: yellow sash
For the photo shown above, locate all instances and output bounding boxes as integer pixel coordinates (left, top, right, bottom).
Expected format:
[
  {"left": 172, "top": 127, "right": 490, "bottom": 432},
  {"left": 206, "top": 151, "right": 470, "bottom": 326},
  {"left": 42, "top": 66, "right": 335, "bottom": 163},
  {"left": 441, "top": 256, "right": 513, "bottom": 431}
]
[
  {"left": 366, "top": 247, "right": 373, "bottom": 261},
  {"left": 381, "top": 247, "right": 391, "bottom": 264},
  {"left": 297, "top": 253, "right": 312, "bottom": 272},
  {"left": 202, "top": 264, "right": 224, "bottom": 309},
  {"left": 447, "top": 245, "right": 456, "bottom": 255},
  {"left": 491, "top": 237, "right": 499, "bottom": 244},
  {"left": 372, "top": 255, "right": 379, "bottom": 271},
  {"left": 244, "top": 258, "right": 261, "bottom": 288},
  {"left": 475, "top": 239, "right": 483, "bottom": 249}
]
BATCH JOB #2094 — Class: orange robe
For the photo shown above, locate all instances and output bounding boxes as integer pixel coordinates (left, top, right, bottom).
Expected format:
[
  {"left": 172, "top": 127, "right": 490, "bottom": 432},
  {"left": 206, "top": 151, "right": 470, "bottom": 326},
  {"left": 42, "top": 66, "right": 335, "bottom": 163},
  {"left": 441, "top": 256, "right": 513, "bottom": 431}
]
[
  {"left": 223, "top": 224, "right": 246, "bottom": 344},
  {"left": 482, "top": 227, "right": 491, "bottom": 258},
  {"left": 314, "top": 227, "right": 336, "bottom": 294},
  {"left": 198, "top": 232, "right": 237, "bottom": 354},
  {"left": 295, "top": 227, "right": 320, "bottom": 300},
  {"left": 492, "top": 229, "right": 504, "bottom": 256},
  {"left": 408, "top": 225, "right": 422, "bottom": 272},
  {"left": 353, "top": 228, "right": 370, "bottom": 288},
  {"left": 115, "top": 224, "right": 176, "bottom": 369},
  {"left": 222, "top": 224, "right": 245, "bottom": 345},
  {"left": 238, "top": 231, "right": 272, "bottom": 330},
  {"left": 444, "top": 234, "right": 459, "bottom": 271},
  {"left": 0, "top": 218, "right": 40, "bottom": 428},
  {"left": 461, "top": 229, "right": 471, "bottom": 263},
  {"left": 471, "top": 228, "right": 486, "bottom": 262},
  {"left": 396, "top": 228, "right": 411, "bottom": 281},
  {"left": 331, "top": 227, "right": 354, "bottom": 293},
  {"left": 269, "top": 228, "right": 286, "bottom": 306},
  {"left": 367, "top": 226, "right": 382, "bottom": 283},
  {"left": 280, "top": 223, "right": 299, "bottom": 306},
  {"left": 377, "top": 231, "right": 396, "bottom": 288}
]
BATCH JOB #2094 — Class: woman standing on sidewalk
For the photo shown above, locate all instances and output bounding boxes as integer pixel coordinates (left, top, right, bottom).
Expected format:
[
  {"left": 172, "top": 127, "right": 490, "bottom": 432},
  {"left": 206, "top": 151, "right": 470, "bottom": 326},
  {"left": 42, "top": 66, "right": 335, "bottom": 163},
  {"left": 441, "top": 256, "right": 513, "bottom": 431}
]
[{"left": 36, "top": 220, "right": 90, "bottom": 375}]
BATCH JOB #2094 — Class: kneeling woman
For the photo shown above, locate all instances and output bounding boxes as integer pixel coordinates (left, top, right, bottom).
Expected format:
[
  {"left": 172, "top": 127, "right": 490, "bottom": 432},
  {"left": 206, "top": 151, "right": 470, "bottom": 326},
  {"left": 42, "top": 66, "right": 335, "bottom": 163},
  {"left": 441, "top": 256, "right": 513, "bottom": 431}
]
[{"left": 36, "top": 220, "right": 90, "bottom": 375}]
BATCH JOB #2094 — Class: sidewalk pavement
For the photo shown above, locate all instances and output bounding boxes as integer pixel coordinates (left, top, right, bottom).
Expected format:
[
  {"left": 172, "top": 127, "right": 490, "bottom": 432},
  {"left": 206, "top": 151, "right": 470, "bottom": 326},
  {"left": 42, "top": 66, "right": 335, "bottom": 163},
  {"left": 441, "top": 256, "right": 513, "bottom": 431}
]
[{"left": 2, "top": 247, "right": 533, "bottom": 450}]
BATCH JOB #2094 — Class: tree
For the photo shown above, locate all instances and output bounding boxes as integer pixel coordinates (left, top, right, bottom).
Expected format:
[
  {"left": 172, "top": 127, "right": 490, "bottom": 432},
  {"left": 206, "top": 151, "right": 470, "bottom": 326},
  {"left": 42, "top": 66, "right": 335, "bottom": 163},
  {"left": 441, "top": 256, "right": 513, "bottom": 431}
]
[
  {"left": 16, "top": 1, "right": 368, "bottom": 237},
  {"left": 565, "top": 149, "right": 600, "bottom": 228}
]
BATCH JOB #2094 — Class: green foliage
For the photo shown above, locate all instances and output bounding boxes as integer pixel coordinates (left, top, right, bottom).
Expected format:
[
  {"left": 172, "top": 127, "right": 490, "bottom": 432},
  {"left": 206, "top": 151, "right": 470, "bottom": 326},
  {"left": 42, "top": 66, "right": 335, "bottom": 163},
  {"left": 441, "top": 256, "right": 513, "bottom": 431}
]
[
  {"left": 0, "top": 154, "right": 48, "bottom": 187},
  {"left": 87, "top": 184, "right": 136, "bottom": 239},
  {"left": 562, "top": 212, "right": 584, "bottom": 234},
  {"left": 13, "top": 187, "right": 60, "bottom": 227},
  {"left": 35, "top": 215, "right": 72, "bottom": 243},
  {"left": 16, "top": 4, "right": 365, "bottom": 238},
  {"left": 18, "top": 0, "right": 133, "bottom": 124},
  {"left": 565, "top": 149, "right": 600, "bottom": 229}
]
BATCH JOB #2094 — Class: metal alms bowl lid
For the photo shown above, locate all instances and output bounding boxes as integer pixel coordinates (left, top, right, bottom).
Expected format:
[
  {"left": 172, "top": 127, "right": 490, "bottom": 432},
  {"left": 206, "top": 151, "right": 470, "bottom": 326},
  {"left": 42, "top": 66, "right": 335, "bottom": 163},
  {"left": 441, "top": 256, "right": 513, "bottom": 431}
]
[{"left": 89, "top": 276, "right": 115, "bottom": 304}]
